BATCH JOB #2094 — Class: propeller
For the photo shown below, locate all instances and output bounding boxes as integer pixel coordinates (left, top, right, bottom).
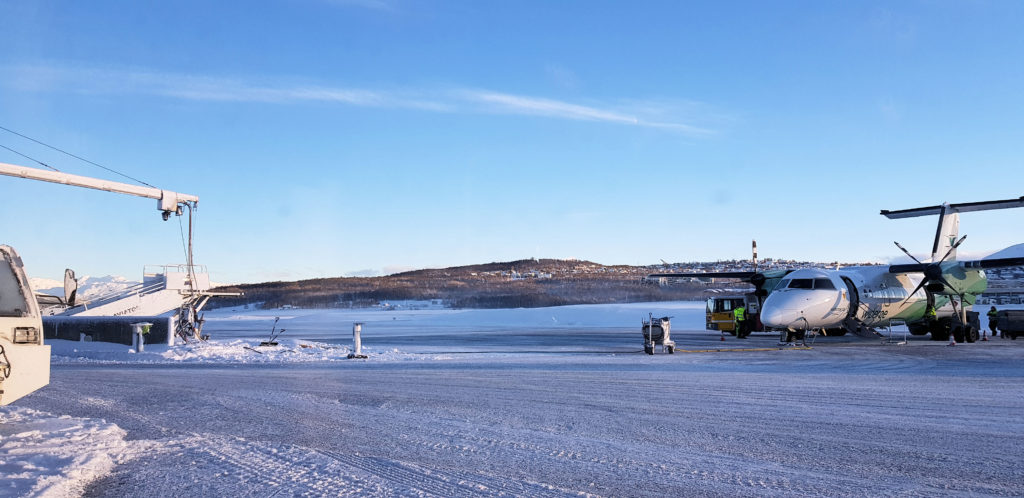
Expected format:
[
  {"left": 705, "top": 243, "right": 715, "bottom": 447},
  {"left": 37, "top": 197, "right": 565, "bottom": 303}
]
[{"left": 894, "top": 235, "right": 967, "bottom": 307}]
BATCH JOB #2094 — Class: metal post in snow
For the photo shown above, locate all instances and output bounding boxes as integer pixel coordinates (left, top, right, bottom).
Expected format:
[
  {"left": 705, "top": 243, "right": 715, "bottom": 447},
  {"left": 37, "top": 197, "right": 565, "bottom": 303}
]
[
  {"left": 131, "top": 322, "right": 152, "bottom": 352},
  {"left": 348, "top": 322, "right": 368, "bottom": 359}
]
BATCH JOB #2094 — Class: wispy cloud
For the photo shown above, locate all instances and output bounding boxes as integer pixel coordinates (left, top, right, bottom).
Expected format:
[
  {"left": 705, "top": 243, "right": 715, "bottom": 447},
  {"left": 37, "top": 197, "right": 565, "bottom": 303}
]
[
  {"left": 461, "top": 90, "right": 714, "bottom": 135},
  {"left": 463, "top": 90, "right": 641, "bottom": 124},
  {"left": 5, "top": 63, "right": 716, "bottom": 136}
]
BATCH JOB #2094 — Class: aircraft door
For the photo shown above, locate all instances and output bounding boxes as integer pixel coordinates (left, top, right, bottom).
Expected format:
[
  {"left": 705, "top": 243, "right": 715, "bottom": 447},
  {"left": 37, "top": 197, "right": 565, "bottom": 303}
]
[
  {"left": 745, "top": 293, "right": 763, "bottom": 331},
  {"left": 841, "top": 277, "right": 859, "bottom": 319}
]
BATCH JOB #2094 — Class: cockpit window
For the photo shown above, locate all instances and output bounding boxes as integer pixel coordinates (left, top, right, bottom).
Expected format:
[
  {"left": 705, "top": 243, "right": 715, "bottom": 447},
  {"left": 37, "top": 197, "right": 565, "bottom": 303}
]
[{"left": 782, "top": 278, "right": 835, "bottom": 290}]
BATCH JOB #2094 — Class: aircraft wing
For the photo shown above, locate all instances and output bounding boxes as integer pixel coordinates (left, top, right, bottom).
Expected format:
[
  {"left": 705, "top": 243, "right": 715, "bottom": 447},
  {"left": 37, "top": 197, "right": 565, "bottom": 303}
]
[
  {"left": 961, "top": 257, "right": 1024, "bottom": 270},
  {"left": 887, "top": 263, "right": 929, "bottom": 274},
  {"left": 880, "top": 196, "right": 1024, "bottom": 219},
  {"left": 647, "top": 271, "right": 756, "bottom": 279},
  {"left": 889, "top": 257, "right": 1024, "bottom": 274}
]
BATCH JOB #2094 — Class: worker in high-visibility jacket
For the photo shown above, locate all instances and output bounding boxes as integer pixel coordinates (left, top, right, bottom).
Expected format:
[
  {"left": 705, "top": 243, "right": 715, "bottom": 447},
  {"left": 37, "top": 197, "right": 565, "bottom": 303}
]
[
  {"left": 924, "top": 303, "right": 938, "bottom": 335},
  {"left": 988, "top": 306, "right": 1000, "bottom": 338},
  {"left": 733, "top": 305, "right": 748, "bottom": 338}
]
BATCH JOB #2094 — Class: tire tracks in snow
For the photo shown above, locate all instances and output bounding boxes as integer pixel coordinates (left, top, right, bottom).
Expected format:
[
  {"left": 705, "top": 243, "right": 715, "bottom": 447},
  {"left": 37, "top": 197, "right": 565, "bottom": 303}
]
[{"left": 316, "top": 448, "right": 581, "bottom": 497}]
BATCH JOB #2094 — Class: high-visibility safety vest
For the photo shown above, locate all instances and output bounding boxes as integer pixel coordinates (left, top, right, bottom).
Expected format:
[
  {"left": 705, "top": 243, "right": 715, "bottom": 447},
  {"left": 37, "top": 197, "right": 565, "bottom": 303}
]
[
  {"left": 988, "top": 310, "right": 999, "bottom": 319},
  {"left": 925, "top": 307, "right": 937, "bottom": 318},
  {"left": 734, "top": 307, "right": 746, "bottom": 321}
]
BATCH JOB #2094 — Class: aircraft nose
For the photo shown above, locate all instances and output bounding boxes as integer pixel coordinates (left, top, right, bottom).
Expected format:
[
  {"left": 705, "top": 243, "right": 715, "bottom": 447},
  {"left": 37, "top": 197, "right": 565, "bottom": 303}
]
[{"left": 760, "top": 305, "right": 804, "bottom": 330}]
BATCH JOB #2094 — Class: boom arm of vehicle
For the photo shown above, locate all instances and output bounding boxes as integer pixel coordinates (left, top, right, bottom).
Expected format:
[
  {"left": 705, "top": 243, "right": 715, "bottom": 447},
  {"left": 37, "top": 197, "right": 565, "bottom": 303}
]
[{"left": 0, "top": 162, "right": 198, "bottom": 218}]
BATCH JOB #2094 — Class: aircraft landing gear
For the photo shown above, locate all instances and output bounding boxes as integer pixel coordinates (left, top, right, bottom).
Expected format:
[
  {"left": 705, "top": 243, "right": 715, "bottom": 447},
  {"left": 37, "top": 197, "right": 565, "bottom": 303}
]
[
  {"left": 965, "top": 325, "right": 979, "bottom": 343},
  {"left": 953, "top": 325, "right": 966, "bottom": 344}
]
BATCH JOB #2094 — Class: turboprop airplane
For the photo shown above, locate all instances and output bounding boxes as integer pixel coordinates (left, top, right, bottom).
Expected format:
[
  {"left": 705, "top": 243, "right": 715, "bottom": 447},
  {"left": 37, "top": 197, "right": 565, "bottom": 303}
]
[{"left": 651, "top": 196, "right": 1024, "bottom": 343}]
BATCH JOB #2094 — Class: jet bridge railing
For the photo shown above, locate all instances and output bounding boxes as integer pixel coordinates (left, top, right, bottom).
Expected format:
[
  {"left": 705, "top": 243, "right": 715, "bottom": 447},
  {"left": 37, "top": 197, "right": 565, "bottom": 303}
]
[
  {"left": 71, "top": 279, "right": 166, "bottom": 312},
  {"left": 143, "top": 264, "right": 211, "bottom": 292}
]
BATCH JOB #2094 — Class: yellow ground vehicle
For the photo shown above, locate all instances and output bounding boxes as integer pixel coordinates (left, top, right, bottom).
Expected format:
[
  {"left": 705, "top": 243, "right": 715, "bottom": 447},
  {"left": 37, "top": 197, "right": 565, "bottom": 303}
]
[{"left": 705, "top": 294, "right": 762, "bottom": 335}]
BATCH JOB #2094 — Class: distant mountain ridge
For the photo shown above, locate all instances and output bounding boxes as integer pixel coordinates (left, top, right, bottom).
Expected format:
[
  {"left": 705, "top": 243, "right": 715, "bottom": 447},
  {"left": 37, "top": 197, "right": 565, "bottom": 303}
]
[
  {"left": 208, "top": 257, "right": 881, "bottom": 310},
  {"left": 30, "top": 275, "right": 139, "bottom": 300}
]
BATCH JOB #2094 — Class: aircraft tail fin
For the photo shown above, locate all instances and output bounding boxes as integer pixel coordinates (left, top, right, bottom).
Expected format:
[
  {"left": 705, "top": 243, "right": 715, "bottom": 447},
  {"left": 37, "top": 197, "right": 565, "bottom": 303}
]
[
  {"left": 931, "top": 208, "right": 960, "bottom": 262},
  {"left": 881, "top": 196, "right": 1024, "bottom": 262}
]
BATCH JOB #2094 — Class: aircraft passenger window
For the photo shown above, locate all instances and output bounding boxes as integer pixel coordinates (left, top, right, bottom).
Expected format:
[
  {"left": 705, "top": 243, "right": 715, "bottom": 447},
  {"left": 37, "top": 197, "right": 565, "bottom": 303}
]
[
  {"left": 788, "top": 279, "right": 813, "bottom": 289},
  {"left": 813, "top": 278, "right": 835, "bottom": 290}
]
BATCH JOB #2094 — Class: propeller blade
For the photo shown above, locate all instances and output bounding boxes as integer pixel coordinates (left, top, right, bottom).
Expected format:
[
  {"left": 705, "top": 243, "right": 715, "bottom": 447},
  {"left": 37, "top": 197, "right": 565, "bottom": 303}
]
[
  {"left": 936, "top": 235, "right": 968, "bottom": 264},
  {"left": 900, "top": 278, "right": 929, "bottom": 307},
  {"left": 894, "top": 241, "right": 923, "bottom": 265},
  {"left": 936, "top": 275, "right": 961, "bottom": 296}
]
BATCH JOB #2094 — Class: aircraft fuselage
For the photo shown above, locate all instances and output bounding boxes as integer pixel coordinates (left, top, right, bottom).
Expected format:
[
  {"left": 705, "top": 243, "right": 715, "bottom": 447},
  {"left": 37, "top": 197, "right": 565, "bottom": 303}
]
[{"left": 760, "top": 265, "right": 987, "bottom": 331}]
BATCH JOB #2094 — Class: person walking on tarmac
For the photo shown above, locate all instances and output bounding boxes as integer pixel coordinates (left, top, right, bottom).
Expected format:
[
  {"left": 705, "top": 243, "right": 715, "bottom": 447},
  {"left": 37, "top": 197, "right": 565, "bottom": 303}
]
[
  {"left": 988, "top": 306, "right": 1000, "bottom": 338},
  {"left": 733, "top": 304, "right": 748, "bottom": 338}
]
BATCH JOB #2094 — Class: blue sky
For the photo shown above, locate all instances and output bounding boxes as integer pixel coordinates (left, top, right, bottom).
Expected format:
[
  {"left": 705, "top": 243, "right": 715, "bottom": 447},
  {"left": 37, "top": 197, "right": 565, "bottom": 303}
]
[{"left": 1, "top": 1, "right": 1022, "bottom": 284}]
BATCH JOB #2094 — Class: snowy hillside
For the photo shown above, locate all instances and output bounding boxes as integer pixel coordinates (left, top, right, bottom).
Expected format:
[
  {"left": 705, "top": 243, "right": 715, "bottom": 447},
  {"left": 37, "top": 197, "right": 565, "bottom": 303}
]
[
  {"left": 27, "top": 276, "right": 62, "bottom": 292},
  {"left": 30, "top": 275, "right": 139, "bottom": 300}
]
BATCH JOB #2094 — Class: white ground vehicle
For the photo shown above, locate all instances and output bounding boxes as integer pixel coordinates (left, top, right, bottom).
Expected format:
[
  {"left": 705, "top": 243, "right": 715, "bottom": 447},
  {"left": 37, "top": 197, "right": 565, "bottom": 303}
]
[
  {"left": 641, "top": 314, "right": 674, "bottom": 354},
  {"left": 0, "top": 245, "right": 50, "bottom": 405}
]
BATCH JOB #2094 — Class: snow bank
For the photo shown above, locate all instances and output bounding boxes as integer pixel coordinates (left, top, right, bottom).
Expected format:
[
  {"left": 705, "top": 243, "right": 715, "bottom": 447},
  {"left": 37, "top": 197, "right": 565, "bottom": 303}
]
[
  {"left": 49, "top": 338, "right": 421, "bottom": 365},
  {"left": 0, "top": 407, "right": 134, "bottom": 497}
]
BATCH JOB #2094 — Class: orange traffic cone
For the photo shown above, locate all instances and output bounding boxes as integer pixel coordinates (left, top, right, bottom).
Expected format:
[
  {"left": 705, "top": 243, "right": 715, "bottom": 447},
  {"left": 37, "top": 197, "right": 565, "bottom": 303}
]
[
  {"left": 982, "top": 330, "right": 989, "bottom": 341},
  {"left": 720, "top": 330, "right": 725, "bottom": 342},
  {"left": 948, "top": 334, "right": 957, "bottom": 346}
]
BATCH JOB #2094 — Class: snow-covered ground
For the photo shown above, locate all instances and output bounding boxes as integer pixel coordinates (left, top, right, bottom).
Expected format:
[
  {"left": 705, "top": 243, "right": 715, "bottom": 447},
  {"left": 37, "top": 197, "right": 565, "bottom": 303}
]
[
  {"left": 0, "top": 407, "right": 135, "bottom": 497},
  {"left": 4, "top": 302, "right": 1024, "bottom": 496}
]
